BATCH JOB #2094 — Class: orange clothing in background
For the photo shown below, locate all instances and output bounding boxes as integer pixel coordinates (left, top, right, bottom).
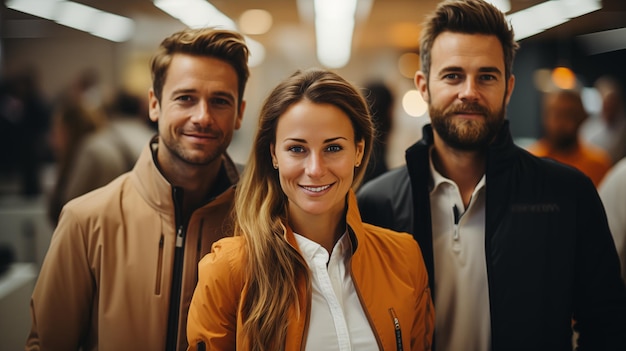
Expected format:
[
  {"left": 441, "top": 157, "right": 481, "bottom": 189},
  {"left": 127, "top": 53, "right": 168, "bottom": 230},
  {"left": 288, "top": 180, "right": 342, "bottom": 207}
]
[{"left": 528, "top": 140, "right": 612, "bottom": 187}]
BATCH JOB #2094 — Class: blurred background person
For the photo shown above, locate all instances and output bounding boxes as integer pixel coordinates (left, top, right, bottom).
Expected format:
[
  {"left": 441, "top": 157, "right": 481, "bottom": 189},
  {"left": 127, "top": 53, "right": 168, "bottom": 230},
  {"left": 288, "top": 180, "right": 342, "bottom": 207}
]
[
  {"left": 599, "top": 157, "right": 626, "bottom": 284},
  {"left": 54, "top": 90, "right": 154, "bottom": 220},
  {"left": 581, "top": 76, "right": 626, "bottom": 164},
  {"left": 47, "top": 99, "right": 105, "bottom": 225},
  {"left": 361, "top": 81, "right": 394, "bottom": 185},
  {"left": 528, "top": 89, "right": 611, "bottom": 187},
  {"left": 0, "top": 67, "right": 52, "bottom": 197}
]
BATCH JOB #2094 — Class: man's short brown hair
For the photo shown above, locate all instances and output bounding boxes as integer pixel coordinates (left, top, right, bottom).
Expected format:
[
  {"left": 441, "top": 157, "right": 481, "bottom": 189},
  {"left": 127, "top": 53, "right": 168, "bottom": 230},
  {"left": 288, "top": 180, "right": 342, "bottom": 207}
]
[
  {"left": 419, "top": 0, "right": 519, "bottom": 81},
  {"left": 150, "top": 28, "right": 250, "bottom": 104}
]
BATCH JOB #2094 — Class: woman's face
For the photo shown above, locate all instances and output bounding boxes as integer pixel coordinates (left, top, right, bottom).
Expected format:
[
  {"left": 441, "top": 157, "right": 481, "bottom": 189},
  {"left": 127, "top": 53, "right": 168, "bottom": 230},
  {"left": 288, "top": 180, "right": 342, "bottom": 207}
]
[{"left": 271, "top": 99, "right": 364, "bottom": 224}]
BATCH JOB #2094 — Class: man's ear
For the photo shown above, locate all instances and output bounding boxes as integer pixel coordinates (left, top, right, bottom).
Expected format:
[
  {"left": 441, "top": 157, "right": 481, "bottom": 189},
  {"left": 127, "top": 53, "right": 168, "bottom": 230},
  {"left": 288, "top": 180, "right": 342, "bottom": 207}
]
[
  {"left": 505, "top": 75, "right": 515, "bottom": 105},
  {"left": 415, "top": 71, "right": 430, "bottom": 103},
  {"left": 148, "top": 88, "right": 160, "bottom": 122},
  {"left": 235, "top": 100, "right": 246, "bottom": 130}
]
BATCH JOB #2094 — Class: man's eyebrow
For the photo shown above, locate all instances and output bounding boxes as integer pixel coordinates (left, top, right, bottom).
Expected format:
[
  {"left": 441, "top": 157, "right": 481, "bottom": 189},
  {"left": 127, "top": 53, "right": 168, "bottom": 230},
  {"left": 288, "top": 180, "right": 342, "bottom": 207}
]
[
  {"left": 478, "top": 66, "right": 503, "bottom": 75},
  {"left": 437, "top": 66, "right": 503, "bottom": 75},
  {"left": 170, "top": 88, "right": 196, "bottom": 97},
  {"left": 168, "top": 89, "right": 236, "bottom": 101},
  {"left": 212, "top": 91, "right": 236, "bottom": 101},
  {"left": 438, "top": 66, "right": 464, "bottom": 74}
]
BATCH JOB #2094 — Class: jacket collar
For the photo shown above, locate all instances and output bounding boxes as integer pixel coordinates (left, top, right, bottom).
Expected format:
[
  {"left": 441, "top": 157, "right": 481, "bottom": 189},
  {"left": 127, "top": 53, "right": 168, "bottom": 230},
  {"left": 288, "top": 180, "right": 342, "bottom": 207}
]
[{"left": 130, "top": 136, "right": 240, "bottom": 215}]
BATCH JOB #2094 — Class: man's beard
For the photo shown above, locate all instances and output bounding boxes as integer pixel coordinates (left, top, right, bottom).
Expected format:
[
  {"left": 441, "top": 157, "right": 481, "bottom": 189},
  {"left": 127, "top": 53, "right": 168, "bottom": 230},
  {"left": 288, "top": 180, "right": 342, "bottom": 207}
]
[
  {"left": 429, "top": 100, "right": 506, "bottom": 151},
  {"left": 162, "top": 126, "right": 227, "bottom": 166}
]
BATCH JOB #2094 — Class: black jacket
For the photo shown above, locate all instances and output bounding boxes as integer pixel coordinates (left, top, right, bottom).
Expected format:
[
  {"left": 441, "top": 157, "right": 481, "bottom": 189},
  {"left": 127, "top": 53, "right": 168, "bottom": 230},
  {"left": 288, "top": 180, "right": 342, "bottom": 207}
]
[{"left": 357, "top": 122, "right": 626, "bottom": 350}]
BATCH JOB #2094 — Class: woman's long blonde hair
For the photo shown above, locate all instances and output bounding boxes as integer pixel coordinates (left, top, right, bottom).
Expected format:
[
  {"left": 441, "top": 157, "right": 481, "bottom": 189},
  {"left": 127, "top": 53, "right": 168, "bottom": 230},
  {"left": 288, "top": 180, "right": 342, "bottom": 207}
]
[{"left": 235, "top": 68, "right": 373, "bottom": 350}]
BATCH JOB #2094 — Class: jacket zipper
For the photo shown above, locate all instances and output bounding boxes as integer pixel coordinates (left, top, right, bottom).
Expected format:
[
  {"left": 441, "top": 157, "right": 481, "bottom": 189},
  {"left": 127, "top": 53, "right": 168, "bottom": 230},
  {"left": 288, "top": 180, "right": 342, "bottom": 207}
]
[
  {"left": 165, "top": 186, "right": 186, "bottom": 351},
  {"left": 348, "top": 260, "right": 385, "bottom": 349},
  {"left": 389, "top": 308, "right": 404, "bottom": 351},
  {"left": 155, "top": 234, "right": 164, "bottom": 295}
]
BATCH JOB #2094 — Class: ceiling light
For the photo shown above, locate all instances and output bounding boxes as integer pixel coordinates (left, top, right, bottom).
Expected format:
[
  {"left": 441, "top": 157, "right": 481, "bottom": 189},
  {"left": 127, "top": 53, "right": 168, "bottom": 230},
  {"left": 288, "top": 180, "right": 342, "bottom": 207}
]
[
  {"left": 578, "top": 27, "right": 626, "bottom": 55},
  {"left": 54, "top": 1, "right": 100, "bottom": 32},
  {"left": 6, "top": 0, "right": 135, "bottom": 42},
  {"left": 508, "top": 0, "right": 601, "bottom": 41},
  {"left": 487, "top": 0, "right": 511, "bottom": 13},
  {"left": 90, "top": 12, "right": 135, "bottom": 42},
  {"left": 153, "top": 0, "right": 235, "bottom": 30},
  {"left": 153, "top": 0, "right": 265, "bottom": 67},
  {"left": 314, "top": 0, "right": 357, "bottom": 68},
  {"left": 5, "top": 0, "right": 61, "bottom": 20}
]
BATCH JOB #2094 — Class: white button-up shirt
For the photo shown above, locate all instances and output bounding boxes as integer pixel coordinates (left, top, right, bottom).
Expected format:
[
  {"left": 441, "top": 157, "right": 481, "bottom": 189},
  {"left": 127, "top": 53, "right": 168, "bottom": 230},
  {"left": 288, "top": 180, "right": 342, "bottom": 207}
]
[
  {"left": 429, "top": 155, "right": 491, "bottom": 351},
  {"left": 294, "top": 231, "right": 378, "bottom": 351}
]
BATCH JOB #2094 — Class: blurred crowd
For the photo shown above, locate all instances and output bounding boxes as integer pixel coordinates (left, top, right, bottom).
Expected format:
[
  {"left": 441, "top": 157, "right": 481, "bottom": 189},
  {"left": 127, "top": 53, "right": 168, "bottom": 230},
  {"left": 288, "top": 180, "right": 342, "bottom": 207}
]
[{"left": 0, "top": 66, "right": 155, "bottom": 225}]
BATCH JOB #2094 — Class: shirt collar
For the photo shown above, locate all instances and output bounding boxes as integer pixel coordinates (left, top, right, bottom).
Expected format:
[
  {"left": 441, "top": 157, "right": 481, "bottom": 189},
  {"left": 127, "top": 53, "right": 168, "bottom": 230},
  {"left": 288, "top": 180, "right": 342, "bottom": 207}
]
[
  {"left": 428, "top": 147, "right": 487, "bottom": 198},
  {"left": 293, "top": 229, "right": 351, "bottom": 264}
]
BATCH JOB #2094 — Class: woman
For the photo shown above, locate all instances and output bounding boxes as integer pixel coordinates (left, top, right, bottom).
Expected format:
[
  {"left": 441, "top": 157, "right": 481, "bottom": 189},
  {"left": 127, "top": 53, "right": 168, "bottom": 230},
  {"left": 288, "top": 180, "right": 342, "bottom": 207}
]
[{"left": 187, "top": 69, "right": 433, "bottom": 350}]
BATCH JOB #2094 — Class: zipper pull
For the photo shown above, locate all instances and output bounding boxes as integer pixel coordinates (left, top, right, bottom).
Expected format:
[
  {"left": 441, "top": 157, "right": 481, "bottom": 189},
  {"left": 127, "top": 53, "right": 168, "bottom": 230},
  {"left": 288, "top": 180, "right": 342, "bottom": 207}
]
[
  {"left": 453, "top": 205, "right": 461, "bottom": 241},
  {"left": 389, "top": 308, "right": 404, "bottom": 351},
  {"left": 176, "top": 225, "right": 184, "bottom": 248}
]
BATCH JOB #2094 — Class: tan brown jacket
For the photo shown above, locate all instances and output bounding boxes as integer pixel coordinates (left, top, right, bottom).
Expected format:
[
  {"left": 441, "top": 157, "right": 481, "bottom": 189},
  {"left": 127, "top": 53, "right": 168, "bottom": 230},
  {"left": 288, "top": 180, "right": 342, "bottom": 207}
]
[{"left": 27, "top": 138, "right": 239, "bottom": 351}]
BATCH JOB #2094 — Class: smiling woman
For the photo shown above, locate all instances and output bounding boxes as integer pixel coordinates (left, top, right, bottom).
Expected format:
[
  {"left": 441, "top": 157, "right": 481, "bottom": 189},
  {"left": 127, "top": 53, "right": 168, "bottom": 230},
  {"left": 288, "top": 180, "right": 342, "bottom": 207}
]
[{"left": 186, "top": 68, "right": 434, "bottom": 351}]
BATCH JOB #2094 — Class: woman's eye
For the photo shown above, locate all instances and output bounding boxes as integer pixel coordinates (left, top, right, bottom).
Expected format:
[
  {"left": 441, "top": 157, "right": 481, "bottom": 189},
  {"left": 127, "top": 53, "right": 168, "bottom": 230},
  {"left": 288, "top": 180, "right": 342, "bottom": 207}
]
[
  {"left": 288, "top": 146, "right": 305, "bottom": 153},
  {"left": 326, "top": 145, "right": 343, "bottom": 152}
]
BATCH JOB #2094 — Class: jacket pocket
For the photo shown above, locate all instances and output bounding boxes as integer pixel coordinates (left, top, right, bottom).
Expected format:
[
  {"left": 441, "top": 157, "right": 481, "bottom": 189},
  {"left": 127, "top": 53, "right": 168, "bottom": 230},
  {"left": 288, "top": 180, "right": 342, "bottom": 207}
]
[
  {"left": 389, "top": 307, "right": 404, "bottom": 351},
  {"left": 155, "top": 234, "right": 164, "bottom": 295}
]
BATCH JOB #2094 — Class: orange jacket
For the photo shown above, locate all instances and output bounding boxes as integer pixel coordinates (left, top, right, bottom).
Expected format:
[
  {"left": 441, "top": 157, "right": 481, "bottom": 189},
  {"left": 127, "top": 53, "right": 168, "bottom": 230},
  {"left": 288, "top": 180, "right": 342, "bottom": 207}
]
[
  {"left": 187, "top": 191, "right": 434, "bottom": 350},
  {"left": 527, "top": 139, "right": 612, "bottom": 187}
]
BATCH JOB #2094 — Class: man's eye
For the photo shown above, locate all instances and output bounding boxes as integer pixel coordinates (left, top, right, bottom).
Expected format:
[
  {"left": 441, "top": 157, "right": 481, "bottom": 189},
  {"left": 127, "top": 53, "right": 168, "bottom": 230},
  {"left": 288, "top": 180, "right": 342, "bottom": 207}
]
[
  {"left": 480, "top": 75, "right": 497, "bottom": 81},
  {"left": 176, "top": 95, "right": 193, "bottom": 102},
  {"left": 212, "top": 98, "right": 230, "bottom": 105},
  {"left": 443, "top": 73, "right": 461, "bottom": 80},
  {"left": 288, "top": 146, "right": 305, "bottom": 153}
]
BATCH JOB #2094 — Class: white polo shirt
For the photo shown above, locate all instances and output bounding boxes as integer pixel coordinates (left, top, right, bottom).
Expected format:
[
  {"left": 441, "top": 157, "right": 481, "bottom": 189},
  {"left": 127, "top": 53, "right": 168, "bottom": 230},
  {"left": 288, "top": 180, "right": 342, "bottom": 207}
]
[
  {"left": 294, "top": 231, "right": 378, "bottom": 351},
  {"left": 429, "top": 156, "right": 491, "bottom": 351}
]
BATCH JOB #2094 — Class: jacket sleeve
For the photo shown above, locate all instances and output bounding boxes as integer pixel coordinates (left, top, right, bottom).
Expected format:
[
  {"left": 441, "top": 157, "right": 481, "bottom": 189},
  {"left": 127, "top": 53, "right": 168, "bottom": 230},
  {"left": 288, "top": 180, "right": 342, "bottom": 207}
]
[
  {"left": 573, "top": 176, "right": 626, "bottom": 349},
  {"left": 187, "top": 243, "right": 241, "bottom": 351},
  {"left": 410, "top": 240, "right": 434, "bottom": 351},
  {"left": 26, "top": 207, "right": 94, "bottom": 350},
  {"left": 357, "top": 184, "right": 397, "bottom": 230}
]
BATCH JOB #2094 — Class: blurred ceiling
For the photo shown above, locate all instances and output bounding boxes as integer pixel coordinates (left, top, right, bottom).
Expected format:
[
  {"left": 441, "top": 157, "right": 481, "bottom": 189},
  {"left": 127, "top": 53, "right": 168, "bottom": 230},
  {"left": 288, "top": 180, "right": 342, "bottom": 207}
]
[{"left": 2, "top": 0, "right": 626, "bottom": 50}]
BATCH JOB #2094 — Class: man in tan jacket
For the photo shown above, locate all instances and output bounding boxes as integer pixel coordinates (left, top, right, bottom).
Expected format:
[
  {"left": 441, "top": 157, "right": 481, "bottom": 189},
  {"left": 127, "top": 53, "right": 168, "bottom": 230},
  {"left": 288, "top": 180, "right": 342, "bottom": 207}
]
[{"left": 26, "top": 28, "right": 249, "bottom": 351}]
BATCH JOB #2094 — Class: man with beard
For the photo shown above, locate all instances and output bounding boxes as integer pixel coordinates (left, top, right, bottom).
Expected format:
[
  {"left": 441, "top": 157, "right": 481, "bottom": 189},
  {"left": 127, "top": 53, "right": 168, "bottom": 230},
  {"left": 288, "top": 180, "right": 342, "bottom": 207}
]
[
  {"left": 528, "top": 90, "right": 611, "bottom": 187},
  {"left": 27, "top": 28, "right": 249, "bottom": 351},
  {"left": 357, "top": 0, "right": 626, "bottom": 350}
]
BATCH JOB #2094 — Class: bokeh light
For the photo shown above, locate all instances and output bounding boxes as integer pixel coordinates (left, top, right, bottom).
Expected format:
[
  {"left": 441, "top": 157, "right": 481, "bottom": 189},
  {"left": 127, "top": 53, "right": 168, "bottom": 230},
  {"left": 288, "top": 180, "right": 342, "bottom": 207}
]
[
  {"left": 402, "top": 90, "right": 428, "bottom": 117},
  {"left": 398, "top": 52, "right": 420, "bottom": 79},
  {"left": 239, "top": 9, "right": 273, "bottom": 35}
]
